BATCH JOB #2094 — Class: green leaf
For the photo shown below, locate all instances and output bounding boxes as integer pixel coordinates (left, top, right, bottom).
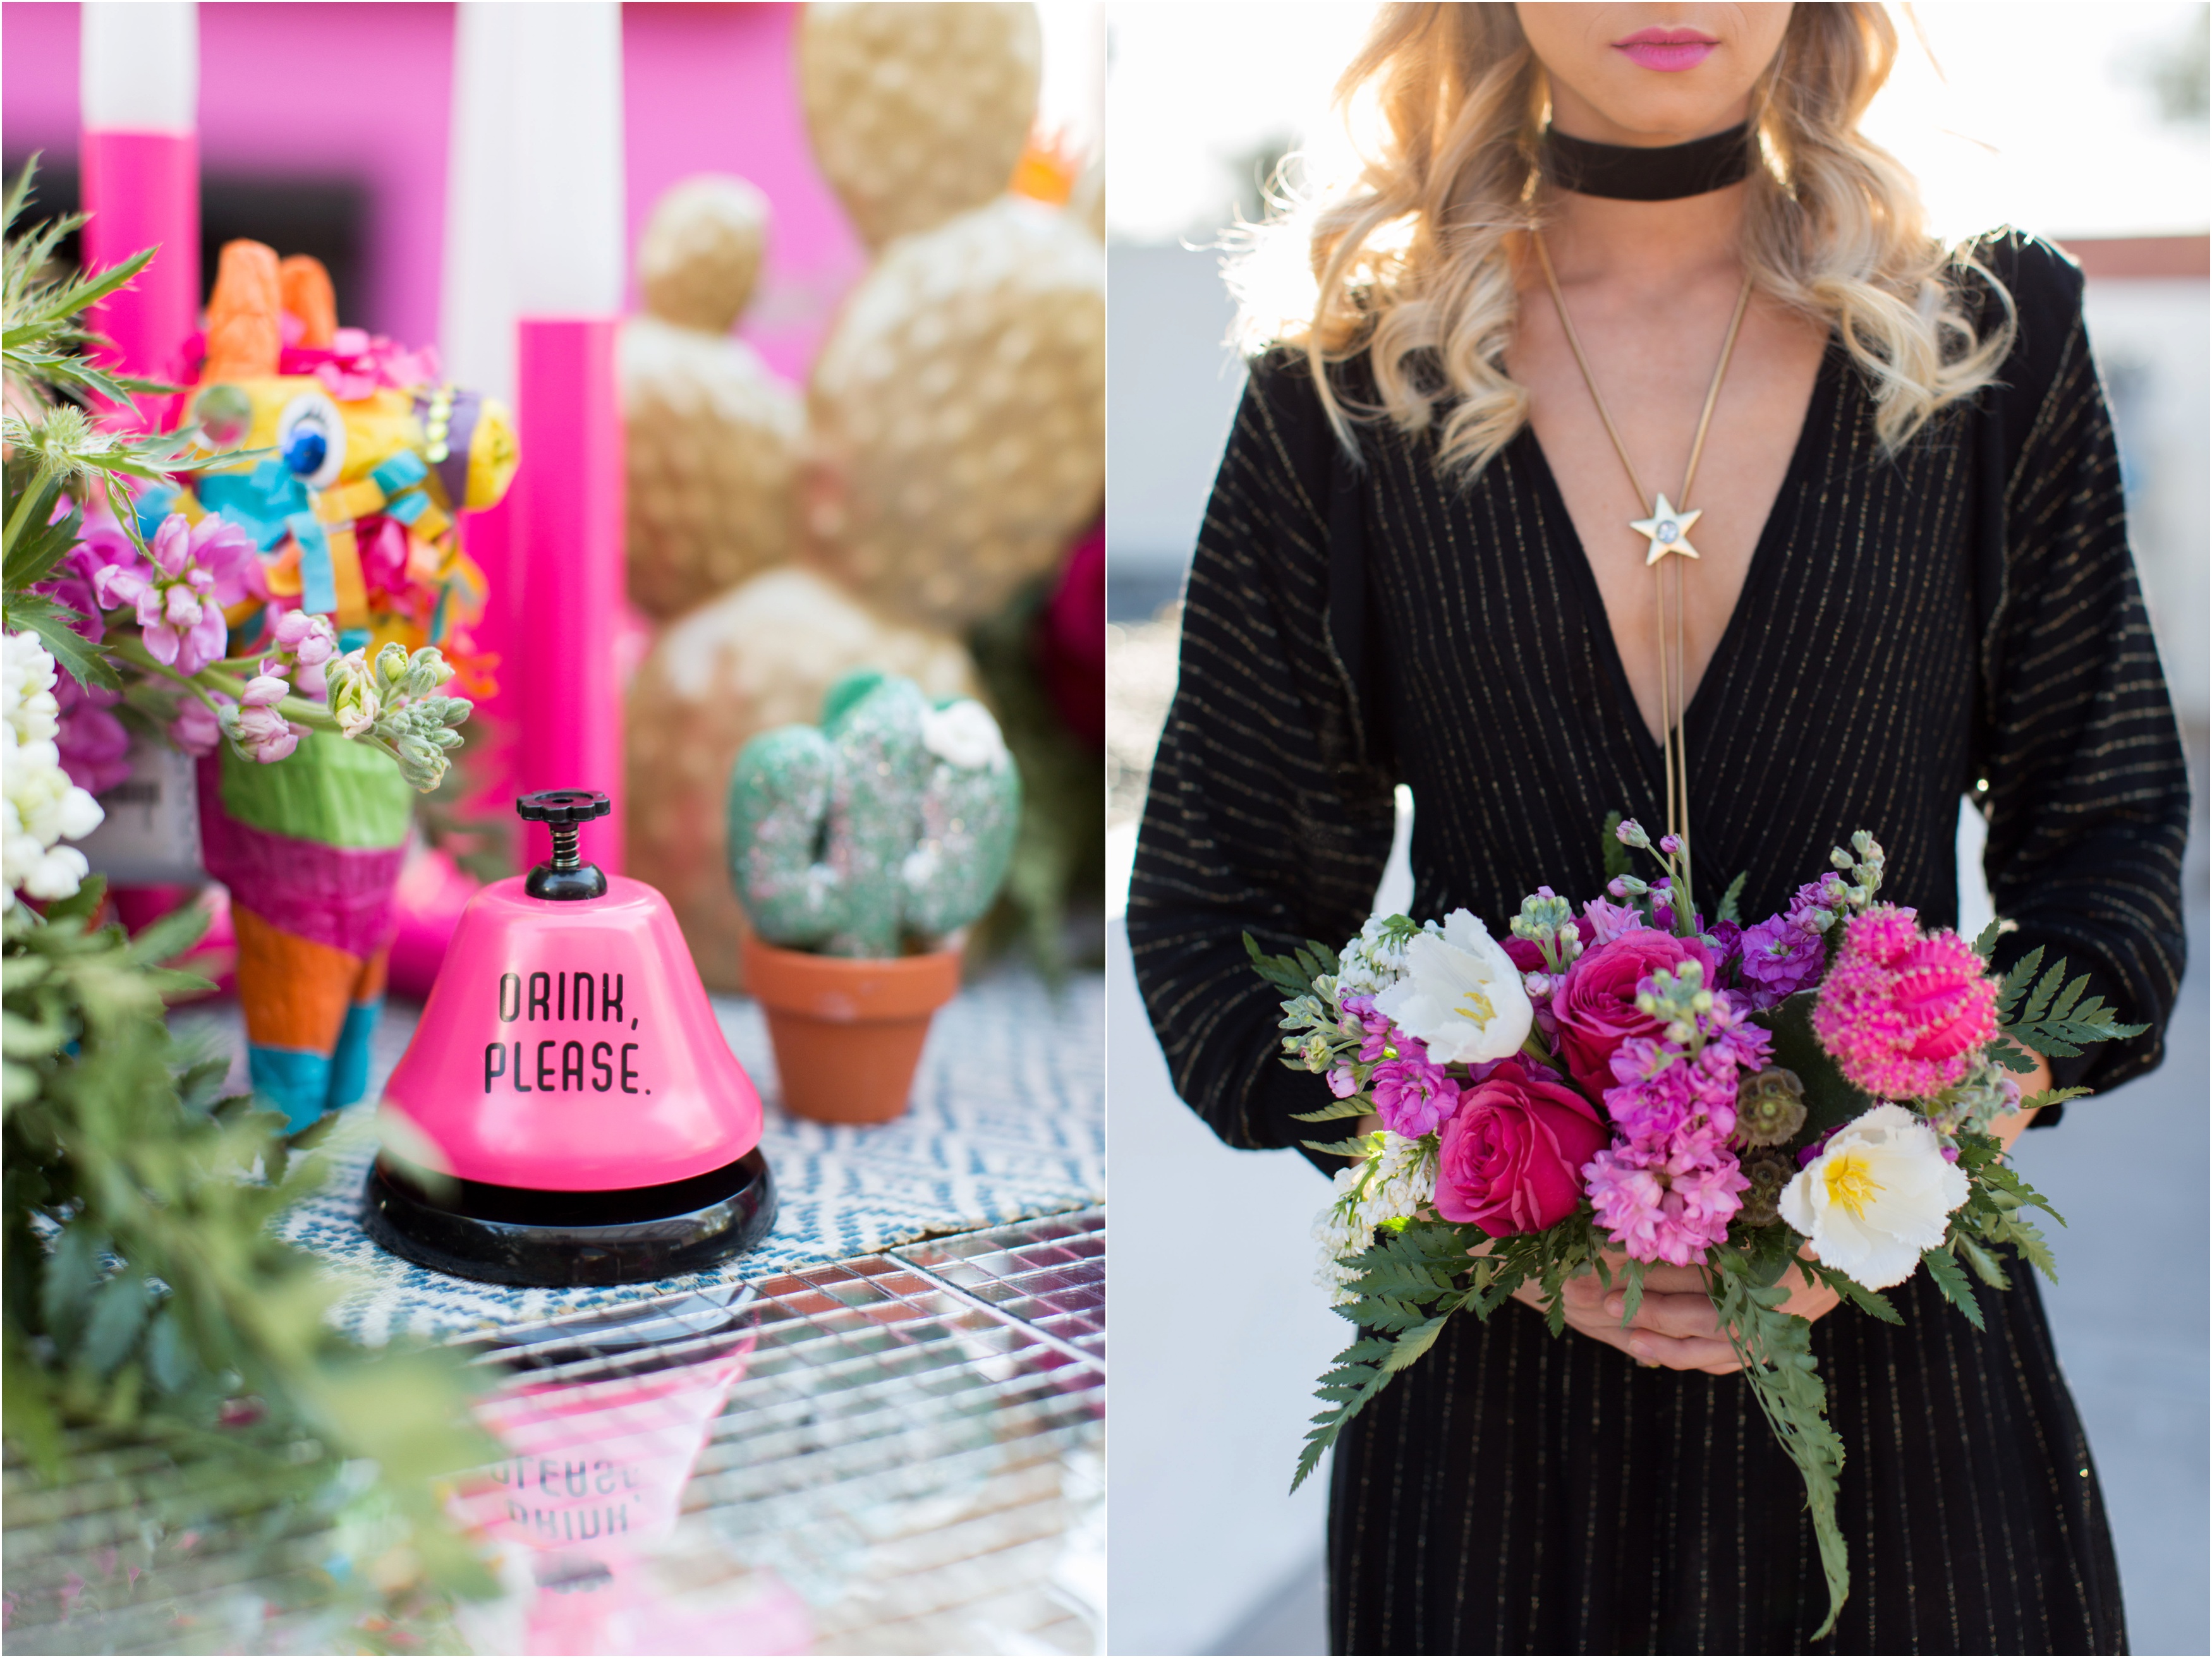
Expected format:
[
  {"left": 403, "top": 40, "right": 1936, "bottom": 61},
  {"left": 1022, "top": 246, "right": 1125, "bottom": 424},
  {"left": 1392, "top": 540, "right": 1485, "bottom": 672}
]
[
  {"left": 1382, "top": 1315, "right": 1447, "bottom": 1372},
  {"left": 1806, "top": 1261, "right": 1904, "bottom": 1326},
  {"left": 1291, "top": 1099, "right": 1370, "bottom": 1123},
  {"left": 1919, "top": 1245, "right": 1984, "bottom": 1330},
  {"left": 80, "top": 1271, "right": 151, "bottom": 1375},
  {"left": 2017, "top": 1086, "right": 2089, "bottom": 1114},
  {"left": 39, "top": 1221, "right": 110, "bottom": 1345},
  {"left": 1301, "top": 1136, "right": 1370, "bottom": 1158},
  {"left": 1716, "top": 871, "right": 1747, "bottom": 926},
  {"left": 3, "top": 590, "right": 119, "bottom": 691},
  {"left": 1954, "top": 1234, "right": 2011, "bottom": 1290},
  {"left": 1969, "top": 917, "right": 2005, "bottom": 960},
  {"left": 123, "top": 900, "right": 212, "bottom": 970},
  {"left": 1993, "top": 946, "right": 2046, "bottom": 1024},
  {"left": 1753, "top": 989, "right": 1876, "bottom": 1141}
]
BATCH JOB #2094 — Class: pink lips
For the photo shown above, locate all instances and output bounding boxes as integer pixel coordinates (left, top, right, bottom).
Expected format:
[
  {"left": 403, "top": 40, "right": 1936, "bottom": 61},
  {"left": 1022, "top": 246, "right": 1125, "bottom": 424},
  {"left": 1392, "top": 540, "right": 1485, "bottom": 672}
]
[{"left": 1613, "top": 27, "right": 1717, "bottom": 72}]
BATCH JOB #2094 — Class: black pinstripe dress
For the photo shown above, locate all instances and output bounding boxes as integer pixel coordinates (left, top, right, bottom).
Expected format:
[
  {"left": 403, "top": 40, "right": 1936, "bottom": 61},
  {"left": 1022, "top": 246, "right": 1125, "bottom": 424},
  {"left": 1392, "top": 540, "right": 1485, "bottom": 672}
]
[{"left": 1127, "top": 236, "right": 2187, "bottom": 1654}]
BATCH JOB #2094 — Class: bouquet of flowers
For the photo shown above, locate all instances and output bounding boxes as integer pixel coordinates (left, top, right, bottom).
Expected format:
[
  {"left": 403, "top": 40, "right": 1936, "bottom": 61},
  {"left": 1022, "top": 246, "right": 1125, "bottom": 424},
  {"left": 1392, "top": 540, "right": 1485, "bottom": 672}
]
[{"left": 1251, "top": 816, "right": 2143, "bottom": 1637}]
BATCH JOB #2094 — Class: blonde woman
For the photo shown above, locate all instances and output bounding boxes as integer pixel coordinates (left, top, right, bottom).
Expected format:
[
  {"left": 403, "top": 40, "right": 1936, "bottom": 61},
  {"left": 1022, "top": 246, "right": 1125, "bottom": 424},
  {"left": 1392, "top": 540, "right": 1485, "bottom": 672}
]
[{"left": 1128, "top": 4, "right": 2185, "bottom": 1652}]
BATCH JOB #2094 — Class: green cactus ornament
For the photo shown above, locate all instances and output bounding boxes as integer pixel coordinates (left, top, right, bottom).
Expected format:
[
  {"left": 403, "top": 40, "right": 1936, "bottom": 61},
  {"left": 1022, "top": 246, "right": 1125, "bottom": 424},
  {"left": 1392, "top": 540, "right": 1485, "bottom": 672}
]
[{"left": 727, "top": 671, "right": 1021, "bottom": 958}]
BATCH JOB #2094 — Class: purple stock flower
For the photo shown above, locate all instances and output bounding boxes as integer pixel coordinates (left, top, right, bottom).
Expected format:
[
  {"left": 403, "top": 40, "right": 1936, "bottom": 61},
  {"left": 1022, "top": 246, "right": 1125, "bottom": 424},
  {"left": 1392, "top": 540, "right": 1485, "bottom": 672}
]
[{"left": 1736, "top": 913, "right": 1826, "bottom": 1009}]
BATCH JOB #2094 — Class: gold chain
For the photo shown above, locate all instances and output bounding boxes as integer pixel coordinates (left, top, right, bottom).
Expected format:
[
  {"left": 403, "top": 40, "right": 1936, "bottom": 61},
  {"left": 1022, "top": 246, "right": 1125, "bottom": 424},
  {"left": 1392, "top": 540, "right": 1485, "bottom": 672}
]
[{"left": 1532, "top": 233, "right": 1752, "bottom": 885}]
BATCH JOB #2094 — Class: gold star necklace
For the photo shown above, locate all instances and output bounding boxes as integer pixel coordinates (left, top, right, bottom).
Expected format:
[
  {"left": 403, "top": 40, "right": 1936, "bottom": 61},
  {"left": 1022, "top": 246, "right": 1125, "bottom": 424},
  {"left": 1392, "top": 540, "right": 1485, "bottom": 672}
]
[{"left": 1533, "top": 233, "right": 1753, "bottom": 886}]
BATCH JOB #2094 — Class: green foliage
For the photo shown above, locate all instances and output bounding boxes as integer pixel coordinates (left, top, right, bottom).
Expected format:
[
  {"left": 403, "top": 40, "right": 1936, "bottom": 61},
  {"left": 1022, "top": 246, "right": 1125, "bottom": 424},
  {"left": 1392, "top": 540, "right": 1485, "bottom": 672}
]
[
  {"left": 966, "top": 573, "right": 1107, "bottom": 979},
  {"left": 1706, "top": 1247, "right": 1850, "bottom": 1640},
  {"left": 1946, "top": 1132, "right": 2065, "bottom": 1284},
  {"left": 1715, "top": 870, "right": 1747, "bottom": 926},
  {"left": 1243, "top": 931, "right": 1342, "bottom": 1003},
  {"left": 1290, "top": 1215, "right": 1610, "bottom": 1492},
  {"left": 4, "top": 164, "right": 497, "bottom": 1641},
  {"left": 1753, "top": 989, "right": 1875, "bottom": 1141},
  {"left": 1988, "top": 947, "right": 2148, "bottom": 1068},
  {"left": 3, "top": 886, "right": 496, "bottom": 1640}
]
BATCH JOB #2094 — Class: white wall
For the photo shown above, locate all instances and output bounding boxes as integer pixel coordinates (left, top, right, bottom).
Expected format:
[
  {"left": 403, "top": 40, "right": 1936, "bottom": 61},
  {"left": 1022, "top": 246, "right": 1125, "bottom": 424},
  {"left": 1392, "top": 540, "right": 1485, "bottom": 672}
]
[
  {"left": 1105, "top": 243, "right": 1246, "bottom": 583},
  {"left": 2082, "top": 276, "right": 2211, "bottom": 726}
]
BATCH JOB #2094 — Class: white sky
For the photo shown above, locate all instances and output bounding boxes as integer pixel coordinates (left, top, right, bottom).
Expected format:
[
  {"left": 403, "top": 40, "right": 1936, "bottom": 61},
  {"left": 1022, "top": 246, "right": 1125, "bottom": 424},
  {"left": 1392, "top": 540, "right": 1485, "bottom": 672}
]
[{"left": 1107, "top": 2, "right": 2212, "bottom": 245}]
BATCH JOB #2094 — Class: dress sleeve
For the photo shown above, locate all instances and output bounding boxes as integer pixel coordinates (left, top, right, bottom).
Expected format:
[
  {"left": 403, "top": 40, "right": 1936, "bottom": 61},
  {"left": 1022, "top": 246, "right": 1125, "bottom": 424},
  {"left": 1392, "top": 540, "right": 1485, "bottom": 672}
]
[
  {"left": 1127, "top": 353, "right": 1398, "bottom": 1166},
  {"left": 1974, "top": 238, "right": 2191, "bottom": 1100}
]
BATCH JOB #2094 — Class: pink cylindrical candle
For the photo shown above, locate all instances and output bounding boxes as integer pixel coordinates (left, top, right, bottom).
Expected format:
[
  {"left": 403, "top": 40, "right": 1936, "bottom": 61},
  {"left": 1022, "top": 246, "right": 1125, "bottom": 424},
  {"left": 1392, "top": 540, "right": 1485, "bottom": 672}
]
[
  {"left": 80, "top": 129, "right": 200, "bottom": 399},
  {"left": 509, "top": 317, "right": 626, "bottom": 876}
]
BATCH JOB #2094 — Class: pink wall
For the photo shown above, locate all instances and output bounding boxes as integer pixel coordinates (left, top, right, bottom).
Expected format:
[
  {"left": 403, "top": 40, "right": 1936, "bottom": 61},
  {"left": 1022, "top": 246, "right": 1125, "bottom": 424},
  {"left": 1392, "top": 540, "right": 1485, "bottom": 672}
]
[
  {"left": 3, "top": 1, "right": 455, "bottom": 348},
  {"left": 1, "top": 1, "right": 861, "bottom": 380}
]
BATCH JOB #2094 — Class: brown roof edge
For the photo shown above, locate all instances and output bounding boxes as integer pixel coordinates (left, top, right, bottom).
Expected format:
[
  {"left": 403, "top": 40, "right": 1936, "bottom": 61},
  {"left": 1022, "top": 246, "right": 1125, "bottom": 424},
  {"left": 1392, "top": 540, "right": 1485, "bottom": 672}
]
[{"left": 2055, "top": 234, "right": 2210, "bottom": 280}]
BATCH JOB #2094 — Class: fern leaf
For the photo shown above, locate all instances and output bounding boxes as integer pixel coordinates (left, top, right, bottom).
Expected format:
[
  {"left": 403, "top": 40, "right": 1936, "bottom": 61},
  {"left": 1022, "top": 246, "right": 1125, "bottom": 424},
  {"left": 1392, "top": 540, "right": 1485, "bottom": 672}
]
[{"left": 1919, "top": 1246, "right": 1984, "bottom": 1330}]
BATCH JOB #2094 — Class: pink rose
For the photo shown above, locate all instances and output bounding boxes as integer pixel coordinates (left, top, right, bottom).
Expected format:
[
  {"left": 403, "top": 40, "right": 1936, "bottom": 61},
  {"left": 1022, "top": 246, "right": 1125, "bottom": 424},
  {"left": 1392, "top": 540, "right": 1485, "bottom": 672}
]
[
  {"left": 1433, "top": 1056, "right": 1610, "bottom": 1236},
  {"left": 1550, "top": 927, "right": 1714, "bottom": 1098}
]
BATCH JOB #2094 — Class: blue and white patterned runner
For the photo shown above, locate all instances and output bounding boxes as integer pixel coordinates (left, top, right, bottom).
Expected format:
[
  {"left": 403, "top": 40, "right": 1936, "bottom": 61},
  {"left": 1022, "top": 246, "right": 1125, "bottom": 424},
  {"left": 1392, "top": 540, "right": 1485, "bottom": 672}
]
[{"left": 176, "top": 968, "right": 1104, "bottom": 1345}]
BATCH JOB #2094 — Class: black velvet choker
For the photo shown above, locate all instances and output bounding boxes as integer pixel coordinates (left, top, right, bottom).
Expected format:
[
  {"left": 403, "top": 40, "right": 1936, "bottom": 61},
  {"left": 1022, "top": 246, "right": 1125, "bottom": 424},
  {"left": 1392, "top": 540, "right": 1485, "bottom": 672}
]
[{"left": 1541, "top": 122, "right": 1753, "bottom": 201}]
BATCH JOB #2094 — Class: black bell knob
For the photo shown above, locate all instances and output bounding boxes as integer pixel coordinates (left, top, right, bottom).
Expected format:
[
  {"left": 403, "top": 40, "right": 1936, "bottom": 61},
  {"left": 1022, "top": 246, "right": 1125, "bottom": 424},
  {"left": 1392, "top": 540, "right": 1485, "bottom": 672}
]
[{"left": 518, "top": 789, "right": 611, "bottom": 901}]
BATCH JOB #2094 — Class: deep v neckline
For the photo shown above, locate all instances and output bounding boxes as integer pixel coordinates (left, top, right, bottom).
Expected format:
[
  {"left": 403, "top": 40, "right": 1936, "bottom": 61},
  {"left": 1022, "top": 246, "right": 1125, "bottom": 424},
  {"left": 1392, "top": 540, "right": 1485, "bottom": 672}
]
[{"left": 1516, "top": 336, "right": 1844, "bottom": 765}]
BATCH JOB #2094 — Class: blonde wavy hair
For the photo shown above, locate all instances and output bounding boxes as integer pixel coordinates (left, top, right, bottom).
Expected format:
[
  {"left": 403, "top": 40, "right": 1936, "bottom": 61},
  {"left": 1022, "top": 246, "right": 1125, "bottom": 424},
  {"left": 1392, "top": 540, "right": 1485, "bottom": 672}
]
[{"left": 1232, "top": 1, "right": 2015, "bottom": 478}]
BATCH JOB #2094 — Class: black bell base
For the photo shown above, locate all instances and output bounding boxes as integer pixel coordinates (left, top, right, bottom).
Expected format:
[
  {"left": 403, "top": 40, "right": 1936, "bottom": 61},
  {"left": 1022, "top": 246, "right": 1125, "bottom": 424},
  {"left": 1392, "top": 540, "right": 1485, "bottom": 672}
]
[{"left": 362, "top": 1147, "right": 776, "bottom": 1288}]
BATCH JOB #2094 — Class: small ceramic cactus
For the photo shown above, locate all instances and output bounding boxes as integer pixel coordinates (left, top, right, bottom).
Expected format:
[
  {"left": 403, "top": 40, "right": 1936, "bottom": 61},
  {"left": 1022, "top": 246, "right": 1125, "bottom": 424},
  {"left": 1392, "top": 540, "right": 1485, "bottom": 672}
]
[{"left": 728, "top": 672, "right": 1019, "bottom": 958}]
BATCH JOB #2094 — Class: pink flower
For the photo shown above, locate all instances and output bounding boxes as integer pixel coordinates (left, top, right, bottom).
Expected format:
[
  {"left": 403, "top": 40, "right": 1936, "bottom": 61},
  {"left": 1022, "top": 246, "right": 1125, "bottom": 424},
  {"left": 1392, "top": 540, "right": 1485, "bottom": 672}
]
[
  {"left": 95, "top": 514, "right": 264, "bottom": 675},
  {"left": 1370, "top": 1040, "right": 1461, "bottom": 1139},
  {"left": 221, "top": 700, "right": 305, "bottom": 764},
  {"left": 170, "top": 698, "right": 224, "bottom": 756},
  {"left": 1585, "top": 1140, "right": 1750, "bottom": 1266},
  {"left": 1581, "top": 896, "right": 1643, "bottom": 945},
  {"left": 272, "top": 608, "right": 337, "bottom": 666},
  {"left": 1433, "top": 1056, "right": 1610, "bottom": 1236},
  {"left": 56, "top": 701, "right": 131, "bottom": 794},
  {"left": 1603, "top": 1038, "right": 1740, "bottom": 1150},
  {"left": 1550, "top": 927, "right": 1715, "bottom": 1098},
  {"left": 1811, "top": 905, "right": 1998, "bottom": 1098}
]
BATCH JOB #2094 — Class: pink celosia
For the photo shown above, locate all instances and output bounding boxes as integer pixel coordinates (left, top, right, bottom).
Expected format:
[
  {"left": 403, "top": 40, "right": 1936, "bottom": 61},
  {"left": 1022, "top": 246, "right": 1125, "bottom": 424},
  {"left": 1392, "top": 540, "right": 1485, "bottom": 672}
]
[
  {"left": 1811, "top": 904, "right": 1998, "bottom": 1098},
  {"left": 1584, "top": 1141, "right": 1750, "bottom": 1266}
]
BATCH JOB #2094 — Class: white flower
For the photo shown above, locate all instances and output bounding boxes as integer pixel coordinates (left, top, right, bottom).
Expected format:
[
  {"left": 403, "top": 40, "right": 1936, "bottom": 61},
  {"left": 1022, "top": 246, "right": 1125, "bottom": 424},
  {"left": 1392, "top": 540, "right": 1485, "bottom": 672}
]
[
  {"left": 1311, "top": 1135, "right": 1437, "bottom": 1304},
  {"left": 3, "top": 631, "right": 104, "bottom": 910},
  {"left": 1335, "top": 913, "right": 1438, "bottom": 998},
  {"left": 1779, "top": 1103, "right": 1969, "bottom": 1290},
  {"left": 1372, "top": 908, "right": 1533, "bottom": 1064},
  {"left": 919, "top": 698, "right": 1007, "bottom": 770}
]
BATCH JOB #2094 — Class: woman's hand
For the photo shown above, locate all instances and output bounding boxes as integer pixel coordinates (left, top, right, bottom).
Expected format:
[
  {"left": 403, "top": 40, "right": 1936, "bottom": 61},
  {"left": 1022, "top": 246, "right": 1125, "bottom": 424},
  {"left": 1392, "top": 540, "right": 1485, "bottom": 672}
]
[{"left": 1516, "top": 1251, "right": 1841, "bottom": 1375}]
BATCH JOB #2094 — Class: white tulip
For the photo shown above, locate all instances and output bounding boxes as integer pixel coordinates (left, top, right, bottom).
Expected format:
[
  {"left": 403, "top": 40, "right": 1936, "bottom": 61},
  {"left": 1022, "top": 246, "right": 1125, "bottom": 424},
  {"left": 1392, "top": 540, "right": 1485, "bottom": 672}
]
[
  {"left": 1779, "top": 1103, "right": 1968, "bottom": 1290},
  {"left": 1371, "top": 908, "right": 1533, "bottom": 1065}
]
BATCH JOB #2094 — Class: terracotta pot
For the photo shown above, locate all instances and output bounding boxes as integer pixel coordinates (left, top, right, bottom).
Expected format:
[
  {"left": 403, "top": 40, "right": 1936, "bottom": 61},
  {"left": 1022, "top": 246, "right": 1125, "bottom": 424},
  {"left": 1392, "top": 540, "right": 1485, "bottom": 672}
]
[{"left": 740, "top": 935, "right": 961, "bottom": 1124}]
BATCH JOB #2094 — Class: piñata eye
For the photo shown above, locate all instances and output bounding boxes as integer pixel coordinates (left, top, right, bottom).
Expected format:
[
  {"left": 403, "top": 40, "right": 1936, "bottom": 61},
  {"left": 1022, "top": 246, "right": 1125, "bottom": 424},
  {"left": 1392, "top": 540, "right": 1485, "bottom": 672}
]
[{"left": 276, "top": 389, "right": 346, "bottom": 487}]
